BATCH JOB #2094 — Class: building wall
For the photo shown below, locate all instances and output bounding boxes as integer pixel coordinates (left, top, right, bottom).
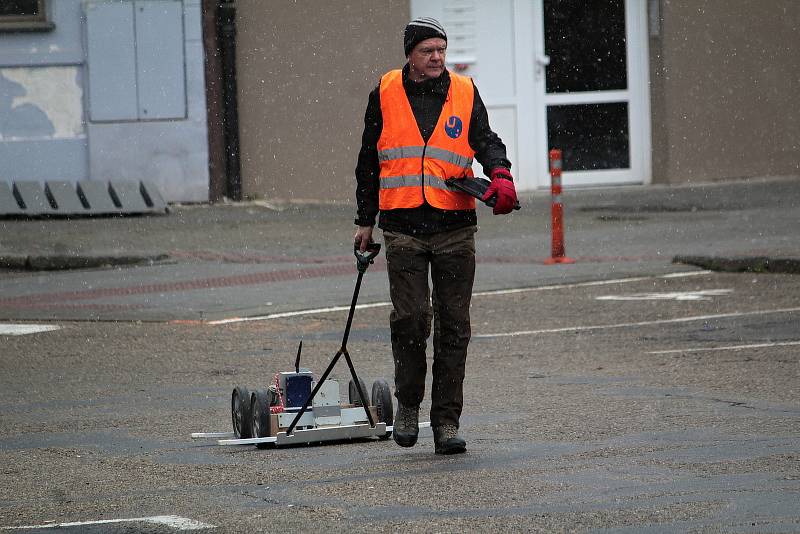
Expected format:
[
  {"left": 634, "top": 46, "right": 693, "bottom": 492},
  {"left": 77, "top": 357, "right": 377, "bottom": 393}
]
[
  {"left": 650, "top": 0, "right": 800, "bottom": 184},
  {"left": 0, "top": 0, "right": 88, "bottom": 183},
  {"left": 236, "top": 0, "right": 410, "bottom": 202},
  {"left": 87, "top": 0, "right": 210, "bottom": 202},
  {"left": 235, "top": 1, "right": 799, "bottom": 200},
  {"left": 0, "top": 0, "right": 210, "bottom": 202}
]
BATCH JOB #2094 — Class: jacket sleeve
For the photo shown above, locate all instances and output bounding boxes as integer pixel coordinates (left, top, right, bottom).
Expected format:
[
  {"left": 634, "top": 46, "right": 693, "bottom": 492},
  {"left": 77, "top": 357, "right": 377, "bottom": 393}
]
[
  {"left": 469, "top": 82, "right": 512, "bottom": 178},
  {"left": 354, "top": 85, "right": 382, "bottom": 227}
]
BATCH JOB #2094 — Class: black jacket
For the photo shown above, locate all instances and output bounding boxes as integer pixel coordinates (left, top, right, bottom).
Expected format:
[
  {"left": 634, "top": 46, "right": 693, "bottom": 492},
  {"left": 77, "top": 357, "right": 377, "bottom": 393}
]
[{"left": 355, "top": 65, "right": 511, "bottom": 234}]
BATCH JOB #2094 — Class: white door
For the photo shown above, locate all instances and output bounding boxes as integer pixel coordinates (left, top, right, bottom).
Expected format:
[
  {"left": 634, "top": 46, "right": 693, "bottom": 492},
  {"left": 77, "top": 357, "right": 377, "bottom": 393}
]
[
  {"left": 529, "top": 0, "right": 651, "bottom": 187},
  {"left": 411, "top": 0, "right": 651, "bottom": 190}
]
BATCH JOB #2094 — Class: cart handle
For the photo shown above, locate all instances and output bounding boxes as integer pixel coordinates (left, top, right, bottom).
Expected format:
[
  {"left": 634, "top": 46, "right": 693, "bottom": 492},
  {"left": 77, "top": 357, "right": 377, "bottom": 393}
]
[{"left": 354, "top": 242, "right": 381, "bottom": 273}]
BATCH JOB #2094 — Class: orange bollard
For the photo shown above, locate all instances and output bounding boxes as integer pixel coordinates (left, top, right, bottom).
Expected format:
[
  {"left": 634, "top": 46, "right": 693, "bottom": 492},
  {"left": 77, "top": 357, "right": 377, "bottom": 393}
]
[{"left": 544, "top": 149, "right": 575, "bottom": 265}]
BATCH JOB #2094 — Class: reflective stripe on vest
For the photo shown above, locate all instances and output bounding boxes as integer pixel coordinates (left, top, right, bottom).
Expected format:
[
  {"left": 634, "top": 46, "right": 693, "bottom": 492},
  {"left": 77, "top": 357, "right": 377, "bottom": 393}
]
[
  {"left": 377, "top": 69, "right": 476, "bottom": 211},
  {"left": 378, "top": 146, "right": 474, "bottom": 170},
  {"left": 379, "top": 174, "right": 452, "bottom": 191}
]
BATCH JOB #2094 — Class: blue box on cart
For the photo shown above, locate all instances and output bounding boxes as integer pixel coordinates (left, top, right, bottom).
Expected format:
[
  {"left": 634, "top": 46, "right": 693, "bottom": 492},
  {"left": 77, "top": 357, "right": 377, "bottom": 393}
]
[{"left": 281, "top": 372, "right": 313, "bottom": 409}]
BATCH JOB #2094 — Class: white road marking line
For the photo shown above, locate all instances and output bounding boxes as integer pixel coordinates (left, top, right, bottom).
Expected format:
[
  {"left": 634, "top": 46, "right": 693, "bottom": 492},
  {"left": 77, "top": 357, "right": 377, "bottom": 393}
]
[
  {"left": 209, "top": 301, "right": 389, "bottom": 324},
  {"left": 473, "top": 271, "right": 712, "bottom": 297},
  {"left": 2, "top": 515, "right": 214, "bottom": 531},
  {"left": 661, "top": 271, "right": 704, "bottom": 278},
  {"left": 0, "top": 324, "right": 61, "bottom": 336},
  {"left": 596, "top": 289, "right": 733, "bottom": 301},
  {"left": 209, "top": 271, "right": 712, "bottom": 325},
  {"left": 648, "top": 340, "right": 800, "bottom": 354},
  {"left": 474, "top": 307, "right": 800, "bottom": 339}
]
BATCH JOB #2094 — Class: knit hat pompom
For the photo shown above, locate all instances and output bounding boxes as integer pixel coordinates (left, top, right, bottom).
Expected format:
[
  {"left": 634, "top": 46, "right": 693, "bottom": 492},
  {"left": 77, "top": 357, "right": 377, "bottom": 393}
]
[{"left": 404, "top": 17, "right": 447, "bottom": 57}]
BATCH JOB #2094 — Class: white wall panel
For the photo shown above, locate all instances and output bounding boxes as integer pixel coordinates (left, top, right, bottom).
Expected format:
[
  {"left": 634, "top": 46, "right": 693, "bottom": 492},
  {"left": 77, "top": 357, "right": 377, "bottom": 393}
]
[
  {"left": 134, "top": 0, "right": 186, "bottom": 120},
  {"left": 473, "top": 106, "right": 517, "bottom": 178},
  {"left": 85, "top": 1, "right": 138, "bottom": 121}
]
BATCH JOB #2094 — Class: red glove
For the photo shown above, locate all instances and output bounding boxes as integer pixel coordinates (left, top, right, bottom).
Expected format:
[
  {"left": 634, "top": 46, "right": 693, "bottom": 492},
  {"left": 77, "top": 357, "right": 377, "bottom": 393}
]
[{"left": 482, "top": 168, "right": 517, "bottom": 215}]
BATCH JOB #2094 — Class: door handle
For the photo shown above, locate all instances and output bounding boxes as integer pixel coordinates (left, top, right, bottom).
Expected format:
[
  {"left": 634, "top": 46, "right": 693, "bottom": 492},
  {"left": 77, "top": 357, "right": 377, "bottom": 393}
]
[{"left": 535, "top": 54, "right": 550, "bottom": 80}]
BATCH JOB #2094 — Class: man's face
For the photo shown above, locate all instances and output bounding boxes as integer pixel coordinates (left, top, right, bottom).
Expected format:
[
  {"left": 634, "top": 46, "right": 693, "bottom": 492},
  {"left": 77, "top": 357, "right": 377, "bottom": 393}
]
[{"left": 408, "top": 37, "right": 447, "bottom": 81}]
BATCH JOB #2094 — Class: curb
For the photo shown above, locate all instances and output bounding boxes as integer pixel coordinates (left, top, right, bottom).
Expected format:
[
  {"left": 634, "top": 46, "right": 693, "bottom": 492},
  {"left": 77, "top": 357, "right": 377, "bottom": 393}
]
[
  {"left": 0, "top": 254, "right": 169, "bottom": 271},
  {"left": 673, "top": 255, "right": 800, "bottom": 274}
]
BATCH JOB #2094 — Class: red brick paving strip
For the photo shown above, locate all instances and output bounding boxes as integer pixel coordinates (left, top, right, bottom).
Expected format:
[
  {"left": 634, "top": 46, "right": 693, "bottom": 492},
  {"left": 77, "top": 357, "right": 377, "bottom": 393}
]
[
  {"left": 0, "top": 263, "right": 360, "bottom": 306},
  {"left": 0, "top": 254, "right": 663, "bottom": 307}
]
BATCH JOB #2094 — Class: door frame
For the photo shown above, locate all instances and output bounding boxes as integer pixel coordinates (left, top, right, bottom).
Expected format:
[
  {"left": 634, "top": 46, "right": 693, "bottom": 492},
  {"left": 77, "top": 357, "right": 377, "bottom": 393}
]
[{"left": 517, "top": 0, "right": 652, "bottom": 188}]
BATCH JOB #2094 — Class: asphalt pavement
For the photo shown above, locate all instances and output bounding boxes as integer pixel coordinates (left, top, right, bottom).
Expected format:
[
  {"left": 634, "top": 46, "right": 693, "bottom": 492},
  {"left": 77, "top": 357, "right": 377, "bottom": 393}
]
[
  {"left": 0, "top": 176, "right": 798, "bottom": 322},
  {"left": 1, "top": 176, "right": 799, "bottom": 532}
]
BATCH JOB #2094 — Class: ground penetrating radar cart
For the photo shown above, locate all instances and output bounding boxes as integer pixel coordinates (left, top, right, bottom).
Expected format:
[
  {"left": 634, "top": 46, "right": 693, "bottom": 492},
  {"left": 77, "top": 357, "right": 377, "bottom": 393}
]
[{"left": 192, "top": 243, "right": 430, "bottom": 448}]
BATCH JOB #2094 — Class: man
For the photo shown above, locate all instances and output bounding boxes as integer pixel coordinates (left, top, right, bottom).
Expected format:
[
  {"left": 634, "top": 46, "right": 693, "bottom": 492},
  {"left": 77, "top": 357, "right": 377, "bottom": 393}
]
[{"left": 354, "top": 17, "right": 517, "bottom": 454}]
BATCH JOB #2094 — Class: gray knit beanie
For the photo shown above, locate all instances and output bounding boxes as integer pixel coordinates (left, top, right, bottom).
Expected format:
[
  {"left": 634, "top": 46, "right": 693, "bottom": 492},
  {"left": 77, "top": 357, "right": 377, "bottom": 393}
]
[{"left": 403, "top": 17, "right": 447, "bottom": 57}]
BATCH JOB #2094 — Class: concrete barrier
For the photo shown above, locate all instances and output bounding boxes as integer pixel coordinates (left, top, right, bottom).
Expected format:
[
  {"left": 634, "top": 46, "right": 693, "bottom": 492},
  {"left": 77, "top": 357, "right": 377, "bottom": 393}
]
[{"left": 0, "top": 180, "right": 168, "bottom": 217}]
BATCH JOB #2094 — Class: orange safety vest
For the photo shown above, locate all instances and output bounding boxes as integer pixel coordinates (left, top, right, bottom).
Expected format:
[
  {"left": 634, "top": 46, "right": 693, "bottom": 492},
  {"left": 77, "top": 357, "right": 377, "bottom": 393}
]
[{"left": 377, "top": 69, "right": 476, "bottom": 211}]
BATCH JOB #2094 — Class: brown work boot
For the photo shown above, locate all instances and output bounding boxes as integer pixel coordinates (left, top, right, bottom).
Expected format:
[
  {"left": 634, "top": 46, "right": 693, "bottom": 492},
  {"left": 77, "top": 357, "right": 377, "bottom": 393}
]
[
  {"left": 392, "top": 403, "right": 419, "bottom": 447},
  {"left": 433, "top": 425, "right": 466, "bottom": 455}
]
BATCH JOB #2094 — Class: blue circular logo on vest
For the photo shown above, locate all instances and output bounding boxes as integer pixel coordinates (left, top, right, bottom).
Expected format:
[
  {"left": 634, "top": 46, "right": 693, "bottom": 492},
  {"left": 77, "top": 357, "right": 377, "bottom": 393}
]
[{"left": 444, "top": 115, "right": 463, "bottom": 139}]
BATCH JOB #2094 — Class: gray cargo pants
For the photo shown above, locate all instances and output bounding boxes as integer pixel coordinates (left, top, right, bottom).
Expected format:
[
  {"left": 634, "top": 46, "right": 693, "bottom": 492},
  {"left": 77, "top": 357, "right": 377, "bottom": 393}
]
[{"left": 383, "top": 225, "right": 476, "bottom": 429}]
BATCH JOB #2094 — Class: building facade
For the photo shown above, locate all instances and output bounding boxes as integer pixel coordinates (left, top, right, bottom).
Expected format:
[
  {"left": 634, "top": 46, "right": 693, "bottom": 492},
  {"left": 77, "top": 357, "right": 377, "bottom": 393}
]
[
  {"left": 0, "top": 0, "right": 209, "bottom": 202},
  {"left": 2, "top": 2, "right": 797, "bottom": 204},
  {"left": 235, "top": 0, "right": 799, "bottom": 201}
]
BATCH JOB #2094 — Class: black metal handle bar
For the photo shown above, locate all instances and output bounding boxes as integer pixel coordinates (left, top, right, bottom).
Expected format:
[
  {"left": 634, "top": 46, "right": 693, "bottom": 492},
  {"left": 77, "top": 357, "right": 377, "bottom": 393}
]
[{"left": 354, "top": 242, "right": 381, "bottom": 273}]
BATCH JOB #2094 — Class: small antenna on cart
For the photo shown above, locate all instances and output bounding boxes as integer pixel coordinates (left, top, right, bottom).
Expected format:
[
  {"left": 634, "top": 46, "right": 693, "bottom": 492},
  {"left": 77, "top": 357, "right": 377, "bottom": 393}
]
[{"left": 295, "top": 340, "right": 303, "bottom": 373}]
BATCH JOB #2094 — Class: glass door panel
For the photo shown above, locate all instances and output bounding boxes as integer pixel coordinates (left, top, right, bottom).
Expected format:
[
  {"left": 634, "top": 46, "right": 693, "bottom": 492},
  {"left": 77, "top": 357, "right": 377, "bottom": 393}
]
[
  {"left": 547, "top": 102, "right": 629, "bottom": 171},
  {"left": 544, "top": 0, "right": 628, "bottom": 93},
  {"left": 536, "top": 0, "right": 648, "bottom": 186}
]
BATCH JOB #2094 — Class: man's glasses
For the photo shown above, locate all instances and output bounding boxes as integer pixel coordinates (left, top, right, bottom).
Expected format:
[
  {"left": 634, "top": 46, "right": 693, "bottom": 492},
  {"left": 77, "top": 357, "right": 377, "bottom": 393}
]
[{"left": 417, "top": 46, "right": 447, "bottom": 57}]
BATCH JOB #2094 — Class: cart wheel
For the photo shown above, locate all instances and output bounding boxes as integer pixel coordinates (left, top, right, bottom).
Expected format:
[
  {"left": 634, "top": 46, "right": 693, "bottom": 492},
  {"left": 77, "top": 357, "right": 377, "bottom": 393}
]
[
  {"left": 231, "top": 386, "right": 252, "bottom": 439},
  {"left": 348, "top": 378, "right": 368, "bottom": 406},
  {"left": 371, "top": 379, "right": 393, "bottom": 439},
  {"left": 250, "top": 390, "right": 273, "bottom": 449}
]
